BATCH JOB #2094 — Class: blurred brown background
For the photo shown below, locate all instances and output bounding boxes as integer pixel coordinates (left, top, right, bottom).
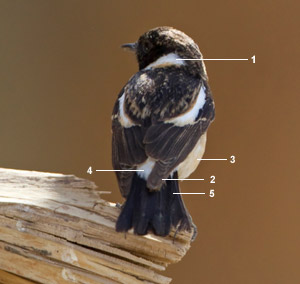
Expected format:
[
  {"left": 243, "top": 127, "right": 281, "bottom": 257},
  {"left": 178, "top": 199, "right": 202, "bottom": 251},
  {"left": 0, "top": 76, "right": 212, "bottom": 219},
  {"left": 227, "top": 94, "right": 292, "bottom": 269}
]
[{"left": 0, "top": 0, "right": 299, "bottom": 283}]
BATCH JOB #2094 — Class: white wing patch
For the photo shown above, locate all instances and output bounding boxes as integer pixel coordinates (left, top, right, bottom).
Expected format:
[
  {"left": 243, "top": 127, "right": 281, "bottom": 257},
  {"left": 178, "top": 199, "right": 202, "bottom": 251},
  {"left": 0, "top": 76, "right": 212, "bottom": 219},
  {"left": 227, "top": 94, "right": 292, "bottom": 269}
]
[
  {"left": 166, "top": 86, "right": 207, "bottom": 126},
  {"left": 144, "top": 53, "right": 185, "bottom": 70},
  {"left": 137, "top": 158, "right": 155, "bottom": 179},
  {"left": 118, "top": 93, "right": 134, "bottom": 128}
]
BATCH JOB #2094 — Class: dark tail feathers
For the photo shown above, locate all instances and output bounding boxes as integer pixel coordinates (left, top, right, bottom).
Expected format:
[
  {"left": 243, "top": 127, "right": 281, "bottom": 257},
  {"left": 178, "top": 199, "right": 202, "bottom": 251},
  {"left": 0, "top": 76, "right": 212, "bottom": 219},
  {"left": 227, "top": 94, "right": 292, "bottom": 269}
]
[{"left": 116, "top": 172, "right": 194, "bottom": 237}]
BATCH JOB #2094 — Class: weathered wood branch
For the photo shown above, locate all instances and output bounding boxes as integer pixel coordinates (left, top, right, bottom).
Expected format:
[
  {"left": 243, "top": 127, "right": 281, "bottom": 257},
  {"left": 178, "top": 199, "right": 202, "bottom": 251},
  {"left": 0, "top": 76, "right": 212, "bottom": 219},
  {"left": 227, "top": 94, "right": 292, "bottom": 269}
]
[{"left": 0, "top": 168, "right": 193, "bottom": 284}]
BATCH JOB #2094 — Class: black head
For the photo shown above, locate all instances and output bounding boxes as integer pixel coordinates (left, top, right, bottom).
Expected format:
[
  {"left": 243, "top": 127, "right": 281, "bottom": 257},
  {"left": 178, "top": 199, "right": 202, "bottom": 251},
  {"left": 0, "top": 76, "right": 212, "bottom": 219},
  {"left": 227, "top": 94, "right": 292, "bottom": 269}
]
[{"left": 122, "top": 27, "right": 205, "bottom": 75}]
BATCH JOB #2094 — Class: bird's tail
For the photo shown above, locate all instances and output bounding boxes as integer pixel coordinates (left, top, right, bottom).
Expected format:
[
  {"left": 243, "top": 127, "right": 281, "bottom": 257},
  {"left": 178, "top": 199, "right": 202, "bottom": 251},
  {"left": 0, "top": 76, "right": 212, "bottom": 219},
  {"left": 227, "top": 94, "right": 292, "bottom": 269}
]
[{"left": 116, "top": 172, "right": 195, "bottom": 237}]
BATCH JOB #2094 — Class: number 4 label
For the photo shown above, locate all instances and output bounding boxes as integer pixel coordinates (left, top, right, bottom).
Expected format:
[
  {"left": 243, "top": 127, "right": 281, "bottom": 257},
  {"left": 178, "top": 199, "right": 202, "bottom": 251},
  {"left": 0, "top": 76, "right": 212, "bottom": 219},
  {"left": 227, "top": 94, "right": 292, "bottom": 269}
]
[{"left": 87, "top": 166, "right": 93, "bottom": 175}]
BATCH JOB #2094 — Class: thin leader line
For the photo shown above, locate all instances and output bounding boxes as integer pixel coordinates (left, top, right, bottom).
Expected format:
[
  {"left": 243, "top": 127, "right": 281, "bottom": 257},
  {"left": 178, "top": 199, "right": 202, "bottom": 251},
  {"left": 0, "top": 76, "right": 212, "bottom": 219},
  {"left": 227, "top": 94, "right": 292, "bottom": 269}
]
[
  {"left": 173, "top": 193, "right": 206, "bottom": 195},
  {"left": 95, "top": 170, "right": 144, "bottom": 172},
  {"left": 162, "top": 178, "right": 204, "bottom": 181},
  {"left": 177, "top": 58, "right": 249, "bottom": 61},
  {"left": 197, "top": 158, "right": 227, "bottom": 161}
]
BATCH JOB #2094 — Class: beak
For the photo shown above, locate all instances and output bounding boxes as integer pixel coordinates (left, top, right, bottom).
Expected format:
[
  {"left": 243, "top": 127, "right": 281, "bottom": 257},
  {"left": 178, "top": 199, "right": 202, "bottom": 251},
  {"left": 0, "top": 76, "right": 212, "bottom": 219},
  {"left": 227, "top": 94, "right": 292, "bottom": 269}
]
[{"left": 121, "top": 42, "right": 137, "bottom": 52}]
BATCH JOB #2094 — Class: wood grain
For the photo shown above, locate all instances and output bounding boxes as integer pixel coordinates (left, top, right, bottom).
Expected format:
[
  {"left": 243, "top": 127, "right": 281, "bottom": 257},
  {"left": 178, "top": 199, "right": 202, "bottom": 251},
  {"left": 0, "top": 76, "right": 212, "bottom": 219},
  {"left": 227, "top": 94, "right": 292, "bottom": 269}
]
[{"left": 0, "top": 168, "right": 193, "bottom": 284}]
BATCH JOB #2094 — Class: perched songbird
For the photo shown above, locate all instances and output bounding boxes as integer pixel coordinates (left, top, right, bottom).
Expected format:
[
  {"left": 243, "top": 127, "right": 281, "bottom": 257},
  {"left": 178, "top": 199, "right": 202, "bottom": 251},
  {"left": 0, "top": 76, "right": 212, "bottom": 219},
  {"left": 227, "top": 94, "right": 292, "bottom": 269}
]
[{"left": 112, "top": 27, "right": 215, "bottom": 239}]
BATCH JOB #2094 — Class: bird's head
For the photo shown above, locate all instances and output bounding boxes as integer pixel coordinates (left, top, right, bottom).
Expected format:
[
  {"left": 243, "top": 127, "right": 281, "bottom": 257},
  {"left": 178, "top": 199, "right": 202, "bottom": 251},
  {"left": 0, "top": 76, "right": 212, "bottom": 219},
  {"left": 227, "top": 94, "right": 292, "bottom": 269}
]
[{"left": 121, "top": 26, "right": 205, "bottom": 75}]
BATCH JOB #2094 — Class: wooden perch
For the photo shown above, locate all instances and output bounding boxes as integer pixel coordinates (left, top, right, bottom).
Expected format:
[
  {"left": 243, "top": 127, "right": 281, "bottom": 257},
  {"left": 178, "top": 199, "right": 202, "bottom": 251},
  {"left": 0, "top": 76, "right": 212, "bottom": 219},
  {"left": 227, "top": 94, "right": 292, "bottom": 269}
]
[{"left": 0, "top": 168, "right": 193, "bottom": 284}]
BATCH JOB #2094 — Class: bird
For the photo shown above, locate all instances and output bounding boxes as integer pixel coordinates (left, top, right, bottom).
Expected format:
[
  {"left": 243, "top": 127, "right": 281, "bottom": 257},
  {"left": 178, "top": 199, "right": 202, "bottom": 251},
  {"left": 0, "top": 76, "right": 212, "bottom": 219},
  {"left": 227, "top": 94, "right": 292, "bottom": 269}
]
[{"left": 111, "top": 27, "right": 215, "bottom": 239}]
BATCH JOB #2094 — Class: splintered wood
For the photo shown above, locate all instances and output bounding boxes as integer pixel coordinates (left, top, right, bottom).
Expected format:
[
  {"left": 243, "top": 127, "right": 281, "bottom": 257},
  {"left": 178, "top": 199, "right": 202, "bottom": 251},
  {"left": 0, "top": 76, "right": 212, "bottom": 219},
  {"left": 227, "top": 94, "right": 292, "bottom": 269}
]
[{"left": 0, "top": 168, "right": 192, "bottom": 284}]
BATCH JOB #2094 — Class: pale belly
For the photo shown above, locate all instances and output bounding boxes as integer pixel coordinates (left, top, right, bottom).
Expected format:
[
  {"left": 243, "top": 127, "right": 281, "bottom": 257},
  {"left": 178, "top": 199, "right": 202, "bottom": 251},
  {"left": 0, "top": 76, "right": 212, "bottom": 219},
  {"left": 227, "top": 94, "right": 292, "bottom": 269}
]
[{"left": 177, "top": 132, "right": 207, "bottom": 179}]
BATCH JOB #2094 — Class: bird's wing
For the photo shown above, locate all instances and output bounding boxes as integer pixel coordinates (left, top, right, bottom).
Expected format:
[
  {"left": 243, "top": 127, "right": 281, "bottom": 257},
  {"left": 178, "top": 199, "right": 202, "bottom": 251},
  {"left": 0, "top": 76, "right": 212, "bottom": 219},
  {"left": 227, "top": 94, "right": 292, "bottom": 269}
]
[
  {"left": 144, "top": 83, "right": 215, "bottom": 189},
  {"left": 112, "top": 88, "right": 147, "bottom": 198}
]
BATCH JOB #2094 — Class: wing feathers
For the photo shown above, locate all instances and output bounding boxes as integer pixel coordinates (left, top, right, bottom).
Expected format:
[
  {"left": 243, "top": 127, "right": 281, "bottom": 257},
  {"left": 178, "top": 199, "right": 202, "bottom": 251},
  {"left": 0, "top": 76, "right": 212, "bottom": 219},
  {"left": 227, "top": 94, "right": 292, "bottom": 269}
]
[{"left": 112, "top": 120, "right": 147, "bottom": 197}]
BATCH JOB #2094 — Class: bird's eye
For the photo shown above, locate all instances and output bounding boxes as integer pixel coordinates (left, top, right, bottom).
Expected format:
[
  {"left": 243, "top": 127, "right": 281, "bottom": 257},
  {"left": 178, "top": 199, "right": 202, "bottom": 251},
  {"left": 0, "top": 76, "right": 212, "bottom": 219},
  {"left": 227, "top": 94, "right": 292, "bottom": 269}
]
[{"left": 143, "top": 42, "right": 152, "bottom": 53}]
